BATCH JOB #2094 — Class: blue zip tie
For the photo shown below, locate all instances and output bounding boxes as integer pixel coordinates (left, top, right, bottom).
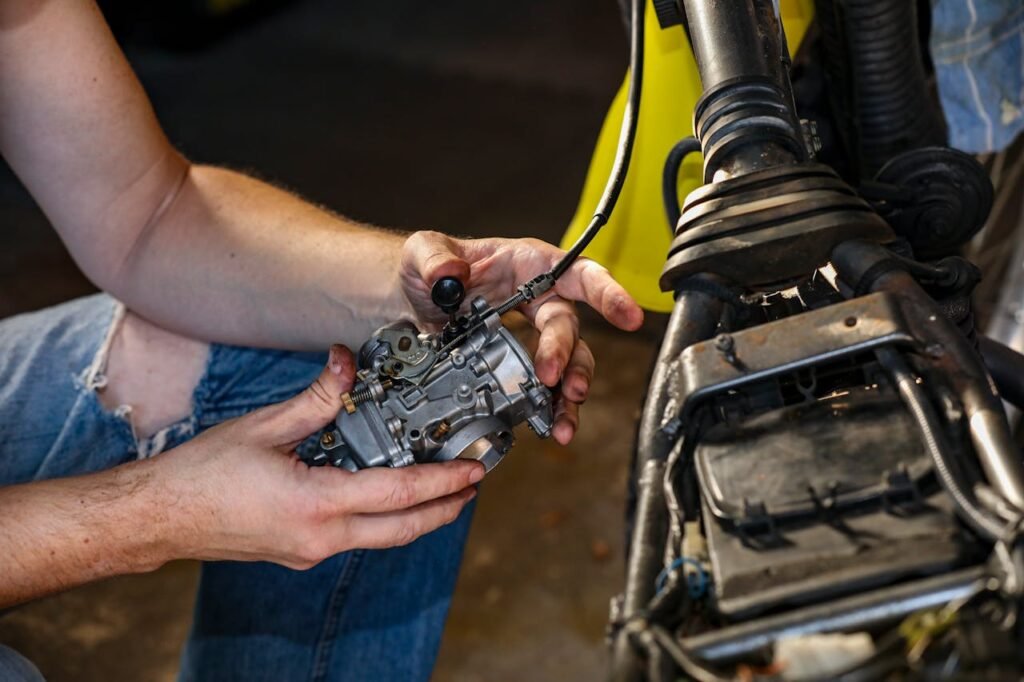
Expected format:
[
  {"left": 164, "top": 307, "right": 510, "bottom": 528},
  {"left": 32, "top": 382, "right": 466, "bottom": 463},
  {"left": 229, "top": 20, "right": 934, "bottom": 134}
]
[{"left": 654, "top": 557, "right": 708, "bottom": 600}]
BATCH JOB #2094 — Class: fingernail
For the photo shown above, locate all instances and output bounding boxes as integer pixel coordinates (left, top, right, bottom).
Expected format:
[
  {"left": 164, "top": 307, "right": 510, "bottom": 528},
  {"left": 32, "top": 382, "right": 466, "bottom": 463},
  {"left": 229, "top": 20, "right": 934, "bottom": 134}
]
[
  {"left": 555, "top": 423, "right": 573, "bottom": 445},
  {"left": 468, "top": 464, "right": 485, "bottom": 484},
  {"left": 328, "top": 345, "right": 342, "bottom": 375},
  {"left": 543, "top": 362, "right": 561, "bottom": 386}
]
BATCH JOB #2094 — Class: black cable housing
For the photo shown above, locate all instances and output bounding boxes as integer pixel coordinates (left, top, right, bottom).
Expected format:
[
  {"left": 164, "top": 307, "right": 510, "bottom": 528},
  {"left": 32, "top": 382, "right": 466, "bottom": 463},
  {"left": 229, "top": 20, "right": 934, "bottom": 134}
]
[
  {"left": 437, "top": 0, "right": 645, "bottom": 365},
  {"left": 814, "top": 0, "right": 947, "bottom": 178},
  {"left": 662, "top": 136, "right": 701, "bottom": 230},
  {"left": 549, "top": 0, "right": 644, "bottom": 280},
  {"left": 476, "top": 0, "right": 644, "bottom": 329}
]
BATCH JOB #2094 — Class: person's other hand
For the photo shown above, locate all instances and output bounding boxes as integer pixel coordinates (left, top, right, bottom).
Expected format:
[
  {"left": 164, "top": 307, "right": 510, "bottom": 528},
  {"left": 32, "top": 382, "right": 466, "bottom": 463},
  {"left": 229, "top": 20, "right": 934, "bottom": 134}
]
[
  {"left": 156, "top": 345, "right": 482, "bottom": 570},
  {"left": 400, "top": 232, "right": 644, "bottom": 446}
]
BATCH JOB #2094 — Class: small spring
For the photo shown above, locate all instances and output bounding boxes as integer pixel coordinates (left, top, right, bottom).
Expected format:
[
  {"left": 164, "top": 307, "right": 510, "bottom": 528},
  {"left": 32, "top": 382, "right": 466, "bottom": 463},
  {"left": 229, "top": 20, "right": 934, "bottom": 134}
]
[
  {"left": 348, "top": 379, "right": 394, "bottom": 407},
  {"left": 349, "top": 386, "right": 374, "bottom": 405}
]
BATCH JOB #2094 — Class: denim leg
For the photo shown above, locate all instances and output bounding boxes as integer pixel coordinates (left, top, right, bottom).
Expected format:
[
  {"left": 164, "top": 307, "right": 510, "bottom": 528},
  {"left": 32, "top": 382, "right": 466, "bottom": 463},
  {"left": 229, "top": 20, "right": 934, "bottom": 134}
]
[
  {"left": 0, "top": 294, "right": 138, "bottom": 484},
  {"left": 178, "top": 504, "right": 473, "bottom": 682},
  {"left": 0, "top": 645, "right": 45, "bottom": 682},
  {"left": 0, "top": 295, "right": 472, "bottom": 682},
  {"left": 179, "top": 346, "right": 474, "bottom": 682}
]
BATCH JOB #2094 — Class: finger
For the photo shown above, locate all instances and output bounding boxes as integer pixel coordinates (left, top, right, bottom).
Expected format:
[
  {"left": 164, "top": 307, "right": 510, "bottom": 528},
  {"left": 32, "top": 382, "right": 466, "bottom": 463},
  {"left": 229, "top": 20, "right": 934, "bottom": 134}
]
[
  {"left": 256, "top": 345, "right": 356, "bottom": 445},
  {"left": 333, "top": 460, "right": 484, "bottom": 514},
  {"left": 553, "top": 258, "right": 644, "bottom": 331},
  {"left": 401, "top": 230, "right": 472, "bottom": 290},
  {"left": 562, "top": 338, "right": 596, "bottom": 403},
  {"left": 344, "top": 487, "right": 477, "bottom": 549},
  {"left": 552, "top": 397, "right": 581, "bottom": 445},
  {"left": 525, "top": 295, "right": 579, "bottom": 386}
]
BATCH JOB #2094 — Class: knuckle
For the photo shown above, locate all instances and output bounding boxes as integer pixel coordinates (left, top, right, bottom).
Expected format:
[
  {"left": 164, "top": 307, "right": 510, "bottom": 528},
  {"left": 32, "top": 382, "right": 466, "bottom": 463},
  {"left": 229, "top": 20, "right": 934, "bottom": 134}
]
[
  {"left": 306, "top": 494, "right": 336, "bottom": 523},
  {"left": 293, "top": 554, "right": 320, "bottom": 571},
  {"left": 418, "top": 229, "right": 446, "bottom": 242},
  {"left": 385, "top": 478, "right": 418, "bottom": 509},
  {"left": 444, "top": 500, "right": 464, "bottom": 525},
  {"left": 305, "top": 378, "right": 334, "bottom": 410},
  {"left": 296, "top": 482, "right": 348, "bottom": 526},
  {"left": 286, "top": 492, "right": 319, "bottom": 523},
  {"left": 566, "top": 377, "right": 589, "bottom": 402},
  {"left": 404, "top": 230, "right": 430, "bottom": 249},
  {"left": 294, "top": 484, "right": 333, "bottom": 521},
  {"left": 578, "top": 257, "right": 608, "bottom": 278},
  {"left": 293, "top": 533, "right": 330, "bottom": 566},
  {"left": 392, "top": 523, "right": 422, "bottom": 547},
  {"left": 523, "top": 237, "right": 550, "bottom": 253}
]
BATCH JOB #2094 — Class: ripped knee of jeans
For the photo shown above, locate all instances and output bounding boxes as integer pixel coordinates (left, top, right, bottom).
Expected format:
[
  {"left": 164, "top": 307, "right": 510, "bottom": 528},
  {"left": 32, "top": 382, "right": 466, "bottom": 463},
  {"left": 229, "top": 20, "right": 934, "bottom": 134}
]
[{"left": 87, "top": 303, "right": 209, "bottom": 456}]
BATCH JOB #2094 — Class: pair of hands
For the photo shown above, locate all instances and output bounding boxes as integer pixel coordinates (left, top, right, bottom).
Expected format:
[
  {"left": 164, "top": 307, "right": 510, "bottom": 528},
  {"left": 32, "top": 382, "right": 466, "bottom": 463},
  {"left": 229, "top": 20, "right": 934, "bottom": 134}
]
[{"left": 159, "top": 233, "right": 642, "bottom": 569}]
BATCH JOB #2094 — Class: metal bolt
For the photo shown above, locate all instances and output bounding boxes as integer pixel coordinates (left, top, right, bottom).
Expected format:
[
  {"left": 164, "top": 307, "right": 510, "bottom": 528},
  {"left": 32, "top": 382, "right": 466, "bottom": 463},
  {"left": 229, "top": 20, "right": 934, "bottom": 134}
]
[
  {"left": 714, "top": 333, "right": 744, "bottom": 370},
  {"left": 320, "top": 431, "right": 336, "bottom": 447},
  {"left": 432, "top": 420, "right": 451, "bottom": 440}
]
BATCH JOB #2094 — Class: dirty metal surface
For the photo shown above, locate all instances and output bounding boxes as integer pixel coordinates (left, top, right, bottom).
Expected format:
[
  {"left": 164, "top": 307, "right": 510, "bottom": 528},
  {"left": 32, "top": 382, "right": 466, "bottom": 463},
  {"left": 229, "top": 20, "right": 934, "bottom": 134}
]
[{"left": 679, "top": 292, "right": 915, "bottom": 412}]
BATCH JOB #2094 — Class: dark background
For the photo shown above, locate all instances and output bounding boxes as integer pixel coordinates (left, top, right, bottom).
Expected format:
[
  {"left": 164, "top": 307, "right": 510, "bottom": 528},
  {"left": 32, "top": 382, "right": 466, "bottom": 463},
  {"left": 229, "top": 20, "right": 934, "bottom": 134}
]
[
  {"left": 0, "top": 1, "right": 663, "bottom": 680},
  {"left": 0, "top": 0, "right": 630, "bottom": 317}
]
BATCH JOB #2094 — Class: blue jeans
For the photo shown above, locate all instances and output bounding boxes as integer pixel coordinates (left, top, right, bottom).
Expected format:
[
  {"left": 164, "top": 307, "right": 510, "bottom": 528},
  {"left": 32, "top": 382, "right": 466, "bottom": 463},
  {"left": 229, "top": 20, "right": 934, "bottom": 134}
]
[
  {"left": 931, "top": 0, "right": 1024, "bottom": 153},
  {"left": 0, "top": 294, "right": 473, "bottom": 681}
]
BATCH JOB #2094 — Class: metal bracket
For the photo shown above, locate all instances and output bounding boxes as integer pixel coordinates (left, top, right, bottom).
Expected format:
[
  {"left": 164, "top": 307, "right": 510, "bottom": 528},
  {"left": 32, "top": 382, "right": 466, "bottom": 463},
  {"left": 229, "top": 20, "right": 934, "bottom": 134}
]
[{"left": 679, "top": 292, "right": 916, "bottom": 414}]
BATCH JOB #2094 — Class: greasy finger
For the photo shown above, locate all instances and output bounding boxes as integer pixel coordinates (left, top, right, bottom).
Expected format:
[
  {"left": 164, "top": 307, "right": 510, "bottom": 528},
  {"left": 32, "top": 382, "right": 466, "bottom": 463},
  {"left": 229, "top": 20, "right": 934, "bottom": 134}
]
[
  {"left": 554, "top": 258, "right": 643, "bottom": 331},
  {"left": 527, "top": 295, "right": 579, "bottom": 386},
  {"left": 335, "top": 460, "right": 484, "bottom": 513},
  {"left": 252, "top": 345, "right": 356, "bottom": 446},
  {"left": 552, "top": 397, "right": 581, "bottom": 446},
  {"left": 562, "top": 338, "right": 596, "bottom": 403},
  {"left": 344, "top": 487, "right": 477, "bottom": 549}
]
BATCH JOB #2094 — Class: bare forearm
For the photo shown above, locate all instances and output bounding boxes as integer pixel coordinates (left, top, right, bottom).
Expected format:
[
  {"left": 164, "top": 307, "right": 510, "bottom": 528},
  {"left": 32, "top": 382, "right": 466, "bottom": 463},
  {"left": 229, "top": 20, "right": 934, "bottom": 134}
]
[
  {"left": 107, "top": 164, "right": 412, "bottom": 351},
  {"left": 1, "top": 0, "right": 412, "bottom": 351},
  {"left": 0, "top": 460, "right": 175, "bottom": 608}
]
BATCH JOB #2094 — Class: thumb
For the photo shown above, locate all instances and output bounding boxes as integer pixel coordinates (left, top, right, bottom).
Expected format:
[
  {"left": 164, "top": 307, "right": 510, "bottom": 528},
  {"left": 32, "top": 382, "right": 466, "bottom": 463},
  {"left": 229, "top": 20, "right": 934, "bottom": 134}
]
[
  {"left": 402, "top": 231, "right": 472, "bottom": 292},
  {"left": 263, "top": 344, "right": 356, "bottom": 446}
]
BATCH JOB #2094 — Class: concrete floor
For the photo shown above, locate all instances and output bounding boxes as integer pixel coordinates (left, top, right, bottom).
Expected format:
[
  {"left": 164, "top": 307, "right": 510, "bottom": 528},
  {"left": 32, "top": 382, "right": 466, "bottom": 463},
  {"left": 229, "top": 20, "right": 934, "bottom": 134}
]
[{"left": 0, "top": 1, "right": 662, "bottom": 679}]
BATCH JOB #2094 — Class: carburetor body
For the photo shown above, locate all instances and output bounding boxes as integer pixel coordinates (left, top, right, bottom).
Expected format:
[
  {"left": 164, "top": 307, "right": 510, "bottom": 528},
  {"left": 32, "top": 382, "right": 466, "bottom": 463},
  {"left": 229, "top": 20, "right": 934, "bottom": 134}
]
[{"left": 307, "top": 296, "right": 554, "bottom": 472}]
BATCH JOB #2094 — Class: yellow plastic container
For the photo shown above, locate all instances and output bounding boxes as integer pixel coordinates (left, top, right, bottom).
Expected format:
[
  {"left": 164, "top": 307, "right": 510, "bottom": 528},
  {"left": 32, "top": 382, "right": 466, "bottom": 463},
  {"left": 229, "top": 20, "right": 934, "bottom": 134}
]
[{"left": 561, "top": 0, "right": 815, "bottom": 312}]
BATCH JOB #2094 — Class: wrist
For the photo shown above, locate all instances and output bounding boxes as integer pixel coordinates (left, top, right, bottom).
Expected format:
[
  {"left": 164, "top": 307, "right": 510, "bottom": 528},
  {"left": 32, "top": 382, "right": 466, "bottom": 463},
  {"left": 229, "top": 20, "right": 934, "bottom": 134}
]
[{"left": 112, "top": 456, "right": 198, "bottom": 571}]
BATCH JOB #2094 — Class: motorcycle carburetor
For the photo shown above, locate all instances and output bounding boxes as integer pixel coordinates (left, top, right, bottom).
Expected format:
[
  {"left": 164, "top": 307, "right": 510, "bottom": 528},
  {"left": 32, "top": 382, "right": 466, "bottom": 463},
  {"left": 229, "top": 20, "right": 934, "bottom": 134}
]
[{"left": 306, "top": 278, "right": 554, "bottom": 472}]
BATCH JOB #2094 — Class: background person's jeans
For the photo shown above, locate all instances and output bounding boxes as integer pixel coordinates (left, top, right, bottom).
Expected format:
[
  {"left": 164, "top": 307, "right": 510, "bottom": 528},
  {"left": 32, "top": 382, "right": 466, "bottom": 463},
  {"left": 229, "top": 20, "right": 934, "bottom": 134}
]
[{"left": 0, "top": 294, "right": 473, "bottom": 682}]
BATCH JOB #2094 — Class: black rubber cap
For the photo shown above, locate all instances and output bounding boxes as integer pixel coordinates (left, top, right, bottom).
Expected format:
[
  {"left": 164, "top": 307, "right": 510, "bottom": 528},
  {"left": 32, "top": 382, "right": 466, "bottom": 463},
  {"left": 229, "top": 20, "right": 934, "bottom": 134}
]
[{"left": 430, "top": 277, "right": 465, "bottom": 315}]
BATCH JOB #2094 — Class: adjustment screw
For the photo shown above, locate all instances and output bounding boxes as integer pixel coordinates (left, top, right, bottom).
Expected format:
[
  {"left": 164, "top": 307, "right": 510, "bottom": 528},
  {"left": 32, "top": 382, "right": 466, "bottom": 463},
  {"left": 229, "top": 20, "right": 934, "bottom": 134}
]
[
  {"left": 320, "top": 431, "right": 336, "bottom": 448},
  {"left": 432, "top": 420, "right": 452, "bottom": 440}
]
